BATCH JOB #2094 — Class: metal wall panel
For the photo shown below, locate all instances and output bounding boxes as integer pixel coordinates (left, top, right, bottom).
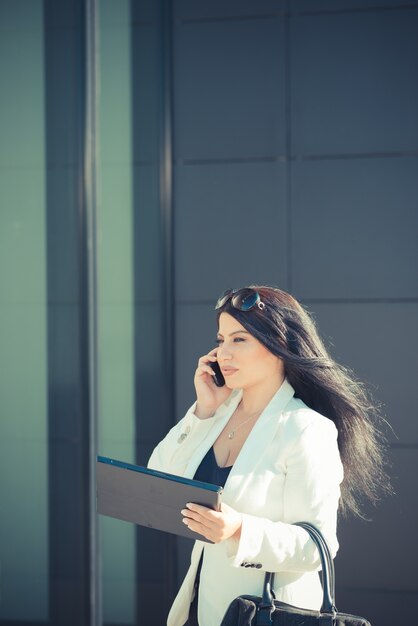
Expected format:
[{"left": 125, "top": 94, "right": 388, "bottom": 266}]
[
  {"left": 175, "top": 162, "right": 288, "bottom": 301},
  {"left": 291, "top": 157, "right": 418, "bottom": 299},
  {"left": 291, "top": 9, "right": 418, "bottom": 155},
  {"left": 174, "top": 17, "right": 286, "bottom": 160},
  {"left": 174, "top": 0, "right": 285, "bottom": 20}
]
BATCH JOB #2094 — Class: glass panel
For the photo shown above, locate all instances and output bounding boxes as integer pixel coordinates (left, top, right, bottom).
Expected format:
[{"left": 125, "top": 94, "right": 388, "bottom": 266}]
[
  {"left": 98, "top": 1, "right": 136, "bottom": 623},
  {"left": 0, "top": 0, "right": 49, "bottom": 620}
]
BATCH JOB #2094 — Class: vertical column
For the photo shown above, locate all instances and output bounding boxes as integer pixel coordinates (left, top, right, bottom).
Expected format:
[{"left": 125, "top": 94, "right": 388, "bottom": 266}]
[
  {"left": 132, "top": 0, "right": 177, "bottom": 621},
  {"left": 85, "top": 2, "right": 101, "bottom": 625},
  {"left": 45, "top": 1, "right": 91, "bottom": 625}
]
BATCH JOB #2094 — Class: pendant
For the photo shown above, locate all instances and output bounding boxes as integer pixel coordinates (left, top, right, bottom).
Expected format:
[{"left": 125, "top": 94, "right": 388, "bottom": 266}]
[{"left": 228, "top": 431, "right": 234, "bottom": 439}]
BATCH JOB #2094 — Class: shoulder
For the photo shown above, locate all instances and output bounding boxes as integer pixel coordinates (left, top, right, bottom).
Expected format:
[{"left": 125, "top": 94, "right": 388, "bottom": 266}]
[
  {"left": 280, "top": 395, "right": 338, "bottom": 442},
  {"left": 275, "top": 397, "right": 342, "bottom": 474}
]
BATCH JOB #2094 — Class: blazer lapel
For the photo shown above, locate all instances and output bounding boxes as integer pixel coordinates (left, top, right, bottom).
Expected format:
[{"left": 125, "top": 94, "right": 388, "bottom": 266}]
[
  {"left": 183, "top": 389, "right": 243, "bottom": 479},
  {"left": 223, "top": 377, "right": 295, "bottom": 505}
]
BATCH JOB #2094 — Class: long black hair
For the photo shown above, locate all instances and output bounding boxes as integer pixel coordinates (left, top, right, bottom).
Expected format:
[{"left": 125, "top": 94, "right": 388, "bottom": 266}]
[{"left": 216, "top": 285, "right": 392, "bottom": 518}]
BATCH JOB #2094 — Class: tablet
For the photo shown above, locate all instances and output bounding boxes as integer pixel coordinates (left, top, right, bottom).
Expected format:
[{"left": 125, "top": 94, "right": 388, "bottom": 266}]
[{"left": 96, "top": 456, "right": 223, "bottom": 543}]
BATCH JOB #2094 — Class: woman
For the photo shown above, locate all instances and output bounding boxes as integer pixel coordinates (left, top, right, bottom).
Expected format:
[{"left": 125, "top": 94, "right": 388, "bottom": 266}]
[{"left": 148, "top": 286, "right": 389, "bottom": 626}]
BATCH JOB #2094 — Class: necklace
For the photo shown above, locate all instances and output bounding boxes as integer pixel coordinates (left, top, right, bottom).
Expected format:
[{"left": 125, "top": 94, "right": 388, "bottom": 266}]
[{"left": 227, "top": 403, "right": 261, "bottom": 439}]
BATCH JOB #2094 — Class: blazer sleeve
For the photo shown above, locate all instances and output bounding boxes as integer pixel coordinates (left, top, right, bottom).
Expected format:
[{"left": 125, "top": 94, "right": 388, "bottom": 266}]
[
  {"left": 147, "top": 399, "right": 229, "bottom": 476},
  {"left": 224, "top": 417, "right": 344, "bottom": 573}
]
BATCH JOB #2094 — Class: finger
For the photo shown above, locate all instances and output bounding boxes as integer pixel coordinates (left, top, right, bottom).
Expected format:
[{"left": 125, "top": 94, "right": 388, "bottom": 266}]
[
  {"left": 186, "top": 503, "right": 221, "bottom": 520},
  {"left": 198, "top": 355, "right": 217, "bottom": 366},
  {"left": 195, "top": 365, "right": 217, "bottom": 378},
  {"left": 182, "top": 517, "right": 214, "bottom": 541},
  {"left": 181, "top": 508, "right": 214, "bottom": 530}
]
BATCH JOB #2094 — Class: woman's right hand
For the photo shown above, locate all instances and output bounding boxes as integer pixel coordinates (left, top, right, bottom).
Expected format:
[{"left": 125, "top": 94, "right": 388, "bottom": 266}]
[{"left": 194, "top": 348, "right": 232, "bottom": 418}]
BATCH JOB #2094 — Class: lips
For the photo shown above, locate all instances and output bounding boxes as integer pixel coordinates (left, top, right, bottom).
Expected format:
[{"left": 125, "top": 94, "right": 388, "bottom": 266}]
[{"left": 221, "top": 367, "right": 238, "bottom": 376}]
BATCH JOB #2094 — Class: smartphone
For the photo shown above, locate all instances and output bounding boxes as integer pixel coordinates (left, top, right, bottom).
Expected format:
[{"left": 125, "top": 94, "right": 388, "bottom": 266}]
[{"left": 209, "top": 360, "right": 225, "bottom": 387}]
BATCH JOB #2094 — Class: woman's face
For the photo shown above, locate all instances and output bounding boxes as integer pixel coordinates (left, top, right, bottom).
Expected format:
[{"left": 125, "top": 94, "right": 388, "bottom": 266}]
[{"left": 216, "top": 312, "right": 284, "bottom": 390}]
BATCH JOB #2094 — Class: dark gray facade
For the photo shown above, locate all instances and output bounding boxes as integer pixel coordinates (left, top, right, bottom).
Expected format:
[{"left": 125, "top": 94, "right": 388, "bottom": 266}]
[
  {"left": 0, "top": 1, "right": 417, "bottom": 626},
  {"left": 172, "top": 2, "right": 418, "bottom": 625}
]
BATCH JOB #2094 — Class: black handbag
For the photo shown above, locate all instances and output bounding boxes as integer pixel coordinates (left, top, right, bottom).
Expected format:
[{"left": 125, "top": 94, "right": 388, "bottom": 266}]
[{"left": 220, "top": 522, "right": 372, "bottom": 626}]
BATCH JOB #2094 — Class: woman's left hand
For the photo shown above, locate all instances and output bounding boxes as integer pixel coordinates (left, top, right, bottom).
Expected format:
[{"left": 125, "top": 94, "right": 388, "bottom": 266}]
[{"left": 181, "top": 502, "right": 242, "bottom": 543}]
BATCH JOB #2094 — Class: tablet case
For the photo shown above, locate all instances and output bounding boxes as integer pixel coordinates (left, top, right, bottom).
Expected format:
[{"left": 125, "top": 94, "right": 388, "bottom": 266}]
[{"left": 96, "top": 456, "right": 223, "bottom": 543}]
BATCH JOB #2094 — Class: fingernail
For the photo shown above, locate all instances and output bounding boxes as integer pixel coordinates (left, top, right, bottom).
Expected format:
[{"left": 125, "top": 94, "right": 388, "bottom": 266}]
[{"left": 182, "top": 518, "right": 189, "bottom": 525}]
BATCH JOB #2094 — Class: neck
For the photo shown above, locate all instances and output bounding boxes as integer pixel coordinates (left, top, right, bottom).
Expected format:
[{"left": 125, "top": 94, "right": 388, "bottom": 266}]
[{"left": 239, "top": 373, "right": 286, "bottom": 417}]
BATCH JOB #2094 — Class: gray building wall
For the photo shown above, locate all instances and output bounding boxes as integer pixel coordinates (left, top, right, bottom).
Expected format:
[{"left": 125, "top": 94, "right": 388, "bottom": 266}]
[{"left": 172, "top": 2, "right": 418, "bottom": 625}]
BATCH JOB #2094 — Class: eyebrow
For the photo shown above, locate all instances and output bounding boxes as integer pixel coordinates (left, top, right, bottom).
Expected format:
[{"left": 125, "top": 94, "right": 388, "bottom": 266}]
[{"left": 216, "top": 330, "right": 250, "bottom": 338}]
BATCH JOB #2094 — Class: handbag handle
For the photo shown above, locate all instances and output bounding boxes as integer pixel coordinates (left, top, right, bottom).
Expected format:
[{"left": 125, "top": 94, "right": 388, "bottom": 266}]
[
  {"left": 296, "top": 522, "right": 336, "bottom": 601},
  {"left": 257, "top": 522, "right": 337, "bottom": 626}
]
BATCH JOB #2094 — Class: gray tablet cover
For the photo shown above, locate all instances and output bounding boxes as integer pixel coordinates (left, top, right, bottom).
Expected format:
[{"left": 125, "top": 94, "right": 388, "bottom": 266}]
[{"left": 96, "top": 456, "right": 223, "bottom": 543}]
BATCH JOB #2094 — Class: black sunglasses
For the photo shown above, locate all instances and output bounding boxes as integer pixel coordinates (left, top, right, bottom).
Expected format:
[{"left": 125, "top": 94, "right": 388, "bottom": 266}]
[{"left": 215, "top": 288, "right": 265, "bottom": 311}]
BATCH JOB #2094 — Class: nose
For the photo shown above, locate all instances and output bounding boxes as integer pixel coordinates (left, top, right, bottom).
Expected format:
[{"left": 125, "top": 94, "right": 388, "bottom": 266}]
[{"left": 217, "top": 343, "right": 233, "bottom": 362}]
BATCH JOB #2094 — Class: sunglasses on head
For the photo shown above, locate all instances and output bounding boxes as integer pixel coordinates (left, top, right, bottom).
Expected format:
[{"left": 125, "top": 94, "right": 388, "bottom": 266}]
[{"left": 215, "top": 288, "right": 265, "bottom": 311}]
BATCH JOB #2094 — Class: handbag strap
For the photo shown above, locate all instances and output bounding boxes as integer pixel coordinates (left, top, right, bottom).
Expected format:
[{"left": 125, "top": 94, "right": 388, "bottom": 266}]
[{"left": 257, "top": 522, "right": 337, "bottom": 626}]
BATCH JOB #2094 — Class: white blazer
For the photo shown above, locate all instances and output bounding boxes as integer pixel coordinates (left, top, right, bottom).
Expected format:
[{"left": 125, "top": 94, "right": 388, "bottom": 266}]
[{"left": 148, "top": 377, "right": 344, "bottom": 626}]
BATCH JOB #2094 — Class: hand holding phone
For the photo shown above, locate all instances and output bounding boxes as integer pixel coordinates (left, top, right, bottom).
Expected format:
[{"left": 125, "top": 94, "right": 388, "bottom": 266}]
[{"left": 194, "top": 349, "right": 231, "bottom": 418}]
